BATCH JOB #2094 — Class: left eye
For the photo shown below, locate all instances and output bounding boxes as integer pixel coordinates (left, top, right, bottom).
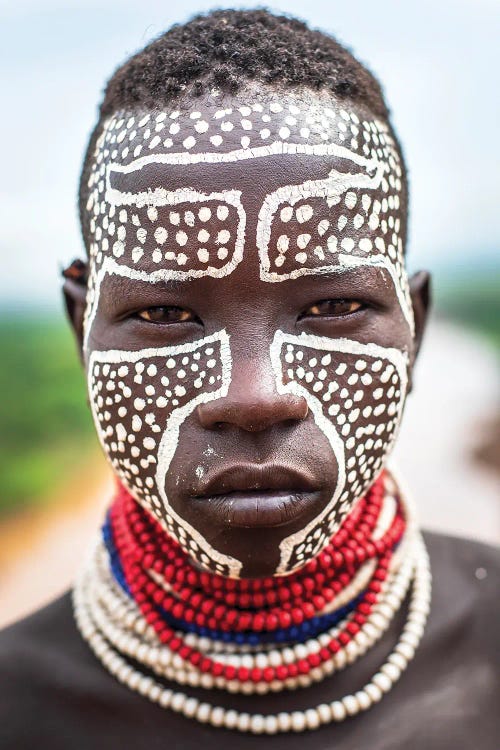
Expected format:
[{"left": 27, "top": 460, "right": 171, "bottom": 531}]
[
  {"left": 136, "top": 306, "right": 195, "bottom": 324},
  {"left": 302, "top": 299, "right": 364, "bottom": 317}
]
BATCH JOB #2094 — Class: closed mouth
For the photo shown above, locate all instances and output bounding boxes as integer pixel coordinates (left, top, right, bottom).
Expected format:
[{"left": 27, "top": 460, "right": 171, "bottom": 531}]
[{"left": 192, "top": 463, "right": 320, "bottom": 528}]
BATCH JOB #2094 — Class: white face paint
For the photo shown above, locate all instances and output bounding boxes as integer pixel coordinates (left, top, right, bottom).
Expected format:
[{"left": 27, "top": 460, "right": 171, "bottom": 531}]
[
  {"left": 88, "top": 331, "right": 245, "bottom": 576},
  {"left": 84, "top": 93, "right": 412, "bottom": 577},
  {"left": 270, "top": 331, "right": 408, "bottom": 573}
]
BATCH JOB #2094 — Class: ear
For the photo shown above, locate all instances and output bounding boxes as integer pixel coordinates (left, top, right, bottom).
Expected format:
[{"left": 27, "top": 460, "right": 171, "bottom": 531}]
[
  {"left": 62, "top": 259, "right": 89, "bottom": 363},
  {"left": 409, "top": 270, "right": 431, "bottom": 359},
  {"left": 407, "top": 270, "right": 431, "bottom": 389}
]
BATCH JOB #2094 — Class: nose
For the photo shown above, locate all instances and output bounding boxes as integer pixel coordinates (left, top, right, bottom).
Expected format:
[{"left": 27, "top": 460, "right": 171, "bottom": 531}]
[{"left": 197, "top": 352, "right": 308, "bottom": 432}]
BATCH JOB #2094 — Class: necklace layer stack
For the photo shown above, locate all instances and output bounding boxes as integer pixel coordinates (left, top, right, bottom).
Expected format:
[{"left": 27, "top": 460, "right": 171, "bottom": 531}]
[{"left": 73, "top": 470, "right": 431, "bottom": 734}]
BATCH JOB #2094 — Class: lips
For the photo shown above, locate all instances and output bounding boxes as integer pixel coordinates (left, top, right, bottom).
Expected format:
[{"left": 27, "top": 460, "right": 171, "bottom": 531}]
[{"left": 192, "top": 464, "right": 320, "bottom": 528}]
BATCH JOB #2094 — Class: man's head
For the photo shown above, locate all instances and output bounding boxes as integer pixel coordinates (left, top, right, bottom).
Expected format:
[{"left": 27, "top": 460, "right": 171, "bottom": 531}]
[{"left": 65, "top": 9, "right": 429, "bottom": 578}]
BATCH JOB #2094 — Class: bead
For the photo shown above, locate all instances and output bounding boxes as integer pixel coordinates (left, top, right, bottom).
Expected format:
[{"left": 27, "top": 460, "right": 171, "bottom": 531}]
[
  {"left": 171, "top": 692, "right": 186, "bottom": 711},
  {"left": 396, "top": 642, "right": 415, "bottom": 660},
  {"left": 223, "top": 710, "right": 238, "bottom": 729},
  {"left": 331, "top": 700, "right": 347, "bottom": 721},
  {"left": 381, "top": 662, "right": 401, "bottom": 682},
  {"left": 277, "top": 712, "right": 292, "bottom": 732},
  {"left": 195, "top": 702, "right": 211, "bottom": 723},
  {"left": 364, "top": 682, "right": 383, "bottom": 703},
  {"left": 317, "top": 703, "right": 332, "bottom": 723},
  {"left": 343, "top": 694, "right": 360, "bottom": 716},
  {"left": 388, "top": 648, "right": 406, "bottom": 668},
  {"left": 210, "top": 706, "right": 225, "bottom": 727},
  {"left": 355, "top": 689, "right": 372, "bottom": 710},
  {"left": 264, "top": 715, "right": 279, "bottom": 734},
  {"left": 148, "top": 685, "right": 161, "bottom": 703},
  {"left": 372, "top": 672, "right": 392, "bottom": 692},
  {"left": 236, "top": 713, "right": 251, "bottom": 732},
  {"left": 291, "top": 711, "right": 307, "bottom": 732},
  {"left": 159, "top": 689, "right": 172, "bottom": 708},
  {"left": 305, "top": 708, "right": 321, "bottom": 729},
  {"left": 183, "top": 697, "right": 198, "bottom": 717},
  {"left": 250, "top": 714, "right": 265, "bottom": 734}
]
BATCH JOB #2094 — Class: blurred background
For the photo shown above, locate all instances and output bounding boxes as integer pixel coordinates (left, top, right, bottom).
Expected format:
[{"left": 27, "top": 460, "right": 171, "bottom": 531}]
[{"left": 1, "top": 0, "right": 498, "bottom": 627}]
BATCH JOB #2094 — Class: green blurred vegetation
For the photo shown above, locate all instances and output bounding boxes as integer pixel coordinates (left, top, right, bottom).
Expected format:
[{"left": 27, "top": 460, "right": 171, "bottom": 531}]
[
  {"left": 0, "top": 313, "right": 96, "bottom": 517},
  {"left": 435, "top": 267, "right": 500, "bottom": 353}
]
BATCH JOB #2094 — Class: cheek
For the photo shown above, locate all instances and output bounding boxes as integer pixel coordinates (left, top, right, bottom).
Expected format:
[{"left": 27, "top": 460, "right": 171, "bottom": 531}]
[
  {"left": 87, "top": 333, "right": 227, "bottom": 537},
  {"left": 281, "top": 336, "right": 407, "bottom": 490},
  {"left": 274, "top": 332, "right": 408, "bottom": 573}
]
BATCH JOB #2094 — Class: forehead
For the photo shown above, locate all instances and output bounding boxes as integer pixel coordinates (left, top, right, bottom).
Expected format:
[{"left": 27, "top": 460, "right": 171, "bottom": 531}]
[{"left": 84, "top": 92, "right": 411, "bottom": 329}]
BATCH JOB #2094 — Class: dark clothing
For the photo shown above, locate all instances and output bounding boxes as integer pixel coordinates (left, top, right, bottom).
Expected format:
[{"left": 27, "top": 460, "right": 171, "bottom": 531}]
[{"left": 0, "top": 531, "right": 498, "bottom": 750}]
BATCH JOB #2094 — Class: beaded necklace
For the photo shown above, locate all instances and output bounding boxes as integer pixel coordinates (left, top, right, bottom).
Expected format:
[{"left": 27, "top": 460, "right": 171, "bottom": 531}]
[{"left": 73, "top": 469, "right": 431, "bottom": 734}]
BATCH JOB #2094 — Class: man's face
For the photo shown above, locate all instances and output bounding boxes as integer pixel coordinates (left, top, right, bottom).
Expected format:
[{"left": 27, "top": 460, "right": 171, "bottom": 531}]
[{"left": 79, "top": 90, "right": 424, "bottom": 578}]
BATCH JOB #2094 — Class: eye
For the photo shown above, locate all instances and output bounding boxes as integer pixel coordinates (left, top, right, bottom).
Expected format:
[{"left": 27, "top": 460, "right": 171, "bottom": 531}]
[
  {"left": 136, "top": 306, "right": 196, "bottom": 324},
  {"left": 302, "top": 299, "right": 364, "bottom": 318}
]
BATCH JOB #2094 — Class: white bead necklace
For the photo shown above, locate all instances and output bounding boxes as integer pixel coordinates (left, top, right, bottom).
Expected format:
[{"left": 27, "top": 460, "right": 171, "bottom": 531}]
[
  {"left": 73, "top": 534, "right": 430, "bottom": 733},
  {"left": 72, "top": 477, "right": 431, "bottom": 733}
]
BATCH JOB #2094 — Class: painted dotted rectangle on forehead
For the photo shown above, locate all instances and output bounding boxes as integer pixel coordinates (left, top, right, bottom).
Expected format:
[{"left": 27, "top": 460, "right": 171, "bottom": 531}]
[
  {"left": 94, "top": 197, "right": 243, "bottom": 274},
  {"left": 87, "top": 181, "right": 245, "bottom": 279},
  {"left": 273, "top": 332, "right": 408, "bottom": 573},
  {"left": 258, "top": 128, "right": 405, "bottom": 279}
]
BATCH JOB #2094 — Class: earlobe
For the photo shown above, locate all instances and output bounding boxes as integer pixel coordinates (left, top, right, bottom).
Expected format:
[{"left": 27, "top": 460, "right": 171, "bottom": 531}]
[
  {"left": 409, "top": 270, "right": 431, "bottom": 363},
  {"left": 62, "top": 259, "right": 89, "bottom": 362}
]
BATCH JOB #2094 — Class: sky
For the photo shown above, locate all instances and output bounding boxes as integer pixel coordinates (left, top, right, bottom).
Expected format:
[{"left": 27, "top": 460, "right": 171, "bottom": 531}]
[{"left": 1, "top": 0, "right": 498, "bottom": 307}]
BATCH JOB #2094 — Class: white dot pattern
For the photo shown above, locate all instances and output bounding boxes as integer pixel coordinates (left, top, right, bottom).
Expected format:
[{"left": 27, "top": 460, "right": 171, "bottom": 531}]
[
  {"left": 90, "top": 102, "right": 371, "bottom": 164},
  {"left": 259, "top": 120, "right": 410, "bottom": 323},
  {"left": 273, "top": 332, "right": 407, "bottom": 573},
  {"left": 88, "top": 334, "right": 236, "bottom": 577},
  {"left": 83, "top": 96, "right": 411, "bottom": 342},
  {"left": 90, "top": 200, "right": 239, "bottom": 273}
]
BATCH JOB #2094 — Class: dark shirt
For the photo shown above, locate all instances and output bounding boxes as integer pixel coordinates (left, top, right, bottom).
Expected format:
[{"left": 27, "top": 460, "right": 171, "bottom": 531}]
[{"left": 0, "top": 531, "right": 498, "bottom": 750}]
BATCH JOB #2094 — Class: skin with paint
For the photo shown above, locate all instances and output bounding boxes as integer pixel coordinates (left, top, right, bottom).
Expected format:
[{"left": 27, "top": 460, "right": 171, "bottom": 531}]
[{"left": 65, "top": 87, "right": 430, "bottom": 579}]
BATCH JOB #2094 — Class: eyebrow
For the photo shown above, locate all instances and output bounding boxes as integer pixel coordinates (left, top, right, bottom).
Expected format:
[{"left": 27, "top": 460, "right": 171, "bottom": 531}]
[
  {"left": 99, "top": 260, "right": 390, "bottom": 299},
  {"left": 293, "top": 262, "right": 391, "bottom": 283},
  {"left": 100, "top": 273, "right": 192, "bottom": 305}
]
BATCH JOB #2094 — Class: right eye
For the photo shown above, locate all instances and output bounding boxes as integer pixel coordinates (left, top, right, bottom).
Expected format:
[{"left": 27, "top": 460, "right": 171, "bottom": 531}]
[{"left": 135, "top": 306, "right": 196, "bottom": 324}]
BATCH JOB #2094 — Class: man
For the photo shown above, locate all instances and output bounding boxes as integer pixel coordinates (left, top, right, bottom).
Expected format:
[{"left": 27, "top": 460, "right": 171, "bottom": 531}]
[{"left": 0, "top": 9, "right": 498, "bottom": 749}]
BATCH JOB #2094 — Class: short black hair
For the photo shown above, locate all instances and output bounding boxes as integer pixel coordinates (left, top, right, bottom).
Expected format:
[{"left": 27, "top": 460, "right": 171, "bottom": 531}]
[{"left": 79, "top": 8, "right": 407, "bottom": 251}]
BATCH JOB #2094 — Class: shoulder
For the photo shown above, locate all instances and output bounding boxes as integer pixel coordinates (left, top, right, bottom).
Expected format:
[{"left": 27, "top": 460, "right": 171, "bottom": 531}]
[
  {"left": 423, "top": 529, "right": 499, "bottom": 616},
  {"left": 0, "top": 592, "right": 192, "bottom": 750},
  {"left": 401, "top": 531, "right": 499, "bottom": 750},
  {"left": 422, "top": 530, "right": 499, "bottom": 662},
  {"left": 0, "top": 593, "right": 96, "bottom": 748},
  {"left": 0, "top": 593, "right": 145, "bottom": 749}
]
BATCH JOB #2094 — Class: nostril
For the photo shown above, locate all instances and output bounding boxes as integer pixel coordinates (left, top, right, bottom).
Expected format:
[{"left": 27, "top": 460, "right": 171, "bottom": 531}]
[{"left": 197, "top": 393, "right": 309, "bottom": 433}]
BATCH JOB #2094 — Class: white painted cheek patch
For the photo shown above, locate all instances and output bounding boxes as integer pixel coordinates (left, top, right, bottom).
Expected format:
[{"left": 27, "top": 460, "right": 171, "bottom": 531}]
[
  {"left": 87, "top": 331, "right": 242, "bottom": 578},
  {"left": 271, "top": 331, "right": 408, "bottom": 574}
]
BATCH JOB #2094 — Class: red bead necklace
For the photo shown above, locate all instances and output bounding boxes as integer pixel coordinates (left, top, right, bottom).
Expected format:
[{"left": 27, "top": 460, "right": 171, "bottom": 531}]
[{"left": 108, "top": 472, "right": 405, "bottom": 684}]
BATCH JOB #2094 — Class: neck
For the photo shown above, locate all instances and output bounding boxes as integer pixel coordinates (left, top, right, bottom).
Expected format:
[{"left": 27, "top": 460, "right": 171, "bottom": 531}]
[{"left": 73, "top": 468, "right": 431, "bottom": 734}]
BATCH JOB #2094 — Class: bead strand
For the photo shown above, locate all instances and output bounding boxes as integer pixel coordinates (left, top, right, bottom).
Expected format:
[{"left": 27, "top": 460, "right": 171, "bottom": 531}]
[
  {"left": 73, "top": 532, "right": 430, "bottom": 733},
  {"left": 82, "top": 532, "right": 415, "bottom": 694}
]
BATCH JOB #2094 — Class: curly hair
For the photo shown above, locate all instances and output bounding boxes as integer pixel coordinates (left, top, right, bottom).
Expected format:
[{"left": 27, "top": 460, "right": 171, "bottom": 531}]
[{"left": 79, "top": 8, "right": 406, "bottom": 250}]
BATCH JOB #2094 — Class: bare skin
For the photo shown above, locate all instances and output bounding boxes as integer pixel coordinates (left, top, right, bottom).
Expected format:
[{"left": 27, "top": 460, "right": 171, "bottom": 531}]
[{"left": 64, "top": 90, "right": 430, "bottom": 578}]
